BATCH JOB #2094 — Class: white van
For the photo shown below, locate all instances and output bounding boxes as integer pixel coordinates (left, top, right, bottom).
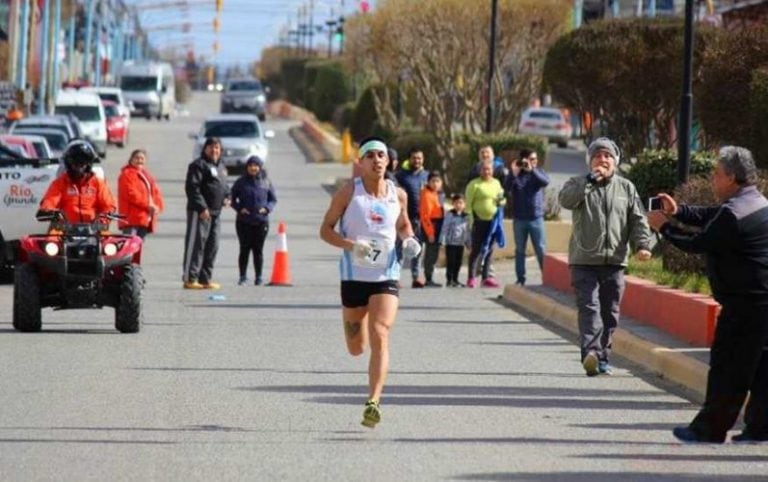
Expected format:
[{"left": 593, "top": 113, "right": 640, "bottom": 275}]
[
  {"left": 54, "top": 90, "right": 108, "bottom": 158},
  {"left": 118, "top": 62, "right": 175, "bottom": 120}
]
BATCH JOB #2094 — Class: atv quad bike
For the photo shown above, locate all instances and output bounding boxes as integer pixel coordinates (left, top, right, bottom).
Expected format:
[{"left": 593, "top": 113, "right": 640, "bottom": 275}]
[{"left": 13, "top": 210, "right": 144, "bottom": 333}]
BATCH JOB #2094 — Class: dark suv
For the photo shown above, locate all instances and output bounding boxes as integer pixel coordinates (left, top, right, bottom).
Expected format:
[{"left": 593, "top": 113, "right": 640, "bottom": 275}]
[{"left": 220, "top": 79, "right": 267, "bottom": 121}]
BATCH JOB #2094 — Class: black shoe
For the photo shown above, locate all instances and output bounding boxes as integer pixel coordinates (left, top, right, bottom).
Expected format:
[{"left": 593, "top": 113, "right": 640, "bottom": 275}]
[
  {"left": 732, "top": 431, "right": 768, "bottom": 443},
  {"left": 672, "top": 426, "right": 724, "bottom": 444},
  {"left": 238, "top": 276, "right": 248, "bottom": 286},
  {"left": 424, "top": 280, "right": 442, "bottom": 287},
  {"left": 254, "top": 277, "right": 262, "bottom": 286},
  {"left": 412, "top": 280, "right": 424, "bottom": 288}
]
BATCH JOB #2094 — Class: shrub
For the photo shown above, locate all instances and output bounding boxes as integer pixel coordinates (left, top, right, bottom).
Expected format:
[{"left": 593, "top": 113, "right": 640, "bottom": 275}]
[
  {"left": 698, "top": 26, "right": 768, "bottom": 167},
  {"left": 625, "top": 148, "right": 717, "bottom": 202},
  {"left": 309, "top": 62, "right": 351, "bottom": 122},
  {"left": 350, "top": 86, "right": 379, "bottom": 141},
  {"left": 280, "top": 57, "right": 310, "bottom": 106},
  {"left": 750, "top": 68, "right": 768, "bottom": 166}
]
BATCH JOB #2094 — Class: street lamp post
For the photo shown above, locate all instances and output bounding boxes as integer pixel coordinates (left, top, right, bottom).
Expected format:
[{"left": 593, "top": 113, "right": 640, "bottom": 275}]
[
  {"left": 677, "top": 0, "right": 695, "bottom": 185},
  {"left": 485, "top": 0, "right": 499, "bottom": 133},
  {"left": 38, "top": 0, "right": 50, "bottom": 115}
]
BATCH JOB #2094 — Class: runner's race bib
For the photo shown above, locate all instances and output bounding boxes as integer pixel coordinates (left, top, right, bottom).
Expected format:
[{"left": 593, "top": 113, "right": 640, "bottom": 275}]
[{"left": 352, "top": 236, "right": 392, "bottom": 268}]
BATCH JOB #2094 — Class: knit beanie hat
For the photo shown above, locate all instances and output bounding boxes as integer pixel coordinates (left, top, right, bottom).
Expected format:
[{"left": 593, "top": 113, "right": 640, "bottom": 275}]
[{"left": 586, "top": 137, "right": 620, "bottom": 166}]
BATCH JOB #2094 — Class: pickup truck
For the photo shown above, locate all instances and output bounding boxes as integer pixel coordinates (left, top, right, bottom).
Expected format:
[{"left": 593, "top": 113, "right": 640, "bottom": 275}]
[{"left": 0, "top": 145, "right": 59, "bottom": 271}]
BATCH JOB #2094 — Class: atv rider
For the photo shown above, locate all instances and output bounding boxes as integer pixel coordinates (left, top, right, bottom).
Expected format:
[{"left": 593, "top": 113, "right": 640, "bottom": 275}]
[{"left": 39, "top": 141, "right": 116, "bottom": 223}]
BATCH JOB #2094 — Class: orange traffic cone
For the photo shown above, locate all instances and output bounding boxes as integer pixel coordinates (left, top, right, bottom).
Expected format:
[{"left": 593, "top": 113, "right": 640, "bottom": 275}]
[{"left": 268, "top": 221, "right": 292, "bottom": 286}]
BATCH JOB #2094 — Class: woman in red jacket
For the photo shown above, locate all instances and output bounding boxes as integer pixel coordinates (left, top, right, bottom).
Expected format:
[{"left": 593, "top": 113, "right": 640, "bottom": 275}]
[{"left": 117, "top": 149, "right": 165, "bottom": 238}]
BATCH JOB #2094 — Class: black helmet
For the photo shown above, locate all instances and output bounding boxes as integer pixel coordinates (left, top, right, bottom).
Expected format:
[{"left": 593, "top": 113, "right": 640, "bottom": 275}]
[{"left": 63, "top": 140, "right": 97, "bottom": 179}]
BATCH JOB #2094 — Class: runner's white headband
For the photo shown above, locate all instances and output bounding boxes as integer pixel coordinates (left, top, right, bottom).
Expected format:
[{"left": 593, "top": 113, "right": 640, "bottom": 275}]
[{"left": 359, "top": 140, "right": 388, "bottom": 158}]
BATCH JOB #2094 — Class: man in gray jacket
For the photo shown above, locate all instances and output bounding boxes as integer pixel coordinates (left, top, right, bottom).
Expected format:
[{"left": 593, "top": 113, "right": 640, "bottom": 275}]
[{"left": 559, "top": 138, "right": 652, "bottom": 376}]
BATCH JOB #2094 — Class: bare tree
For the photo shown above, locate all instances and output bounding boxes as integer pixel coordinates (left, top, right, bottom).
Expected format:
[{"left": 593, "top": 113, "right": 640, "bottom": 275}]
[{"left": 344, "top": 0, "right": 570, "bottom": 172}]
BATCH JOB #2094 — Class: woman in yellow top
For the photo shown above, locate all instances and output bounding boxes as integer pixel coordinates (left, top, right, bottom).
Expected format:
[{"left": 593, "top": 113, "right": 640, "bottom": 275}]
[
  {"left": 419, "top": 171, "right": 444, "bottom": 287},
  {"left": 465, "top": 159, "right": 505, "bottom": 288}
]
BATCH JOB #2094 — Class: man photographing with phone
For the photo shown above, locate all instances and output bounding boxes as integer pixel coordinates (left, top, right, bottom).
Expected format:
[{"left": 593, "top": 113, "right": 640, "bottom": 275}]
[
  {"left": 505, "top": 148, "right": 549, "bottom": 286},
  {"left": 647, "top": 146, "right": 768, "bottom": 444}
]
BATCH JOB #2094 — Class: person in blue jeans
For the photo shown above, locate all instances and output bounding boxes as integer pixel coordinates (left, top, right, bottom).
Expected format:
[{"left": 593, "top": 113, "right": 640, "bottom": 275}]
[{"left": 505, "top": 148, "right": 549, "bottom": 285}]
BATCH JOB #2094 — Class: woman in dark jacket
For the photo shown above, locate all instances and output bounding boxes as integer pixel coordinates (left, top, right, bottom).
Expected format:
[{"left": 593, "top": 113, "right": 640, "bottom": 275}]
[{"left": 231, "top": 156, "right": 277, "bottom": 285}]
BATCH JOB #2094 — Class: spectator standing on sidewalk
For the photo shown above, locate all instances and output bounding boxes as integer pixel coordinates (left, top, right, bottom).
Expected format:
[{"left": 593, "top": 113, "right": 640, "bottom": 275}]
[
  {"left": 182, "top": 137, "right": 230, "bottom": 290},
  {"left": 117, "top": 149, "right": 165, "bottom": 239},
  {"left": 465, "top": 158, "right": 505, "bottom": 288},
  {"left": 395, "top": 147, "right": 429, "bottom": 287},
  {"left": 559, "top": 138, "right": 651, "bottom": 377},
  {"left": 440, "top": 193, "right": 471, "bottom": 287},
  {"left": 231, "top": 155, "right": 276, "bottom": 286},
  {"left": 505, "top": 148, "right": 549, "bottom": 285},
  {"left": 648, "top": 146, "right": 768, "bottom": 444},
  {"left": 419, "top": 171, "right": 444, "bottom": 287}
]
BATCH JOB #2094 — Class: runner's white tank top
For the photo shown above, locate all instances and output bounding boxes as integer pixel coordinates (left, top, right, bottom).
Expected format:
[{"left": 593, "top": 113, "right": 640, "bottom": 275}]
[{"left": 339, "top": 177, "right": 401, "bottom": 282}]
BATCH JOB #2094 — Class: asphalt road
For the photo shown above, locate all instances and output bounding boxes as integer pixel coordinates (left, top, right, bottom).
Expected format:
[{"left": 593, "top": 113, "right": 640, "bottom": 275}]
[{"left": 0, "top": 93, "right": 765, "bottom": 481}]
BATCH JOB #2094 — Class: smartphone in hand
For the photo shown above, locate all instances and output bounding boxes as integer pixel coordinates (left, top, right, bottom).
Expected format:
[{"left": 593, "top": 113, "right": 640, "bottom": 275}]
[{"left": 648, "top": 196, "right": 663, "bottom": 211}]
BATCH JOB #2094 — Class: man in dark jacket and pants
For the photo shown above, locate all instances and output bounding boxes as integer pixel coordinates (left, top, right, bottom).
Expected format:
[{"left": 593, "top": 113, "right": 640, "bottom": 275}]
[
  {"left": 395, "top": 147, "right": 429, "bottom": 287},
  {"left": 649, "top": 146, "right": 768, "bottom": 444},
  {"left": 505, "top": 148, "right": 549, "bottom": 285},
  {"left": 183, "top": 137, "right": 230, "bottom": 289}
]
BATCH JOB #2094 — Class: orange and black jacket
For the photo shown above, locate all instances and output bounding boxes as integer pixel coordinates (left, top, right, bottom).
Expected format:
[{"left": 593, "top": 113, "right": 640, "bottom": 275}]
[
  {"left": 419, "top": 187, "right": 444, "bottom": 241},
  {"left": 39, "top": 172, "right": 116, "bottom": 223},
  {"left": 117, "top": 164, "right": 165, "bottom": 232}
]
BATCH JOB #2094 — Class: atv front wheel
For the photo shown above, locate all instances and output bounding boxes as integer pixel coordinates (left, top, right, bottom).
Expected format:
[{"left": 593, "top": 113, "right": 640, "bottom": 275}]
[
  {"left": 13, "top": 264, "right": 42, "bottom": 332},
  {"left": 115, "top": 264, "right": 143, "bottom": 333}
]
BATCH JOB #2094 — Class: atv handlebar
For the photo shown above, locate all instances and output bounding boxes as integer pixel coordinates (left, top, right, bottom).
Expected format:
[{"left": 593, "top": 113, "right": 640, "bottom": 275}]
[{"left": 35, "top": 210, "right": 126, "bottom": 223}]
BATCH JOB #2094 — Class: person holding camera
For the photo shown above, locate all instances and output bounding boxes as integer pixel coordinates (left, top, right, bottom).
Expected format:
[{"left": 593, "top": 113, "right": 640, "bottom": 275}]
[
  {"left": 647, "top": 146, "right": 768, "bottom": 444},
  {"left": 505, "top": 149, "right": 550, "bottom": 286},
  {"left": 559, "top": 138, "right": 651, "bottom": 377}
]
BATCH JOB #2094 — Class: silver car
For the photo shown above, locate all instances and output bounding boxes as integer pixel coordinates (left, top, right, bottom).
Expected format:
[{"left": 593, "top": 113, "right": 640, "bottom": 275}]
[
  {"left": 190, "top": 114, "right": 275, "bottom": 175},
  {"left": 220, "top": 79, "right": 267, "bottom": 121}
]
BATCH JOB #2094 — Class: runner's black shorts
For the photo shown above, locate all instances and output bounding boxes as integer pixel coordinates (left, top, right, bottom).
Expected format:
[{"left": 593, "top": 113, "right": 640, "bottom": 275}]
[{"left": 340, "top": 280, "right": 399, "bottom": 308}]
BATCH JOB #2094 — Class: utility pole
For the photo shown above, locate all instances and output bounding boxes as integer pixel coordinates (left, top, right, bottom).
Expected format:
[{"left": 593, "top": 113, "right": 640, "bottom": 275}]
[
  {"left": 84, "top": 0, "right": 97, "bottom": 82},
  {"left": 485, "top": 0, "right": 499, "bottom": 133},
  {"left": 677, "top": 0, "right": 695, "bottom": 185},
  {"left": 17, "top": 0, "right": 30, "bottom": 89},
  {"left": 51, "top": 0, "right": 62, "bottom": 103},
  {"left": 38, "top": 0, "right": 50, "bottom": 115},
  {"left": 67, "top": 12, "right": 76, "bottom": 82}
]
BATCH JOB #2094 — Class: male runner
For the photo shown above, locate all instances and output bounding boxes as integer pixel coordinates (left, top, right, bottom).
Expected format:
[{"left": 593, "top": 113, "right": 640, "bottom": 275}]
[{"left": 320, "top": 137, "right": 421, "bottom": 428}]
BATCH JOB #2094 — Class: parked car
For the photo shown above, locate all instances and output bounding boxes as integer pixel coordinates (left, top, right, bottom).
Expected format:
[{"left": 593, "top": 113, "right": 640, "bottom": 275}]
[
  {"left": 10, "top": 115, "right": 77, "bottom": 142},
  {"left": 518, "top": 107, "right": 572, "bottom": 148},
  {"left": 0, "top": 135, "right": 37, "bottom": 157},
  {"left": 220, "top": 79, "right": 267, "bottom": 121},
  {"left": 189, "top": 114, "right": 275, "bottom": 175},
  {"left": 102, "top": 100, "right": 129, "bottom": 148},
  {"left": 54, "top": 90, "right": 108, "bottom": 157},
  {"left": 18, "top": 134, "right": 54, "bottom": 159},
  {"left": 10, "top": 127, "right": 70, "bottom": 158}
]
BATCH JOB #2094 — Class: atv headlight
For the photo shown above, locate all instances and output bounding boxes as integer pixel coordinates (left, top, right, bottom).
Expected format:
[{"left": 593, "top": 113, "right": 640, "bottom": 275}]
[
  {"left": 44, "top": 242, "right": 59, "bottom": 256},
  {"left": 103, "top": 243, "right": 118, "bottom": 256}
]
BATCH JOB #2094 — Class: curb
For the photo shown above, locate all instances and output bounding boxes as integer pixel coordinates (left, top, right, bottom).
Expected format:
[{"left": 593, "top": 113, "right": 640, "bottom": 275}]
[
  {"left": 502, "top": 284, "right": 708, "bottom": 402},
  {"left": 289, "top": 125, "right": 334, "bottom": 163}
]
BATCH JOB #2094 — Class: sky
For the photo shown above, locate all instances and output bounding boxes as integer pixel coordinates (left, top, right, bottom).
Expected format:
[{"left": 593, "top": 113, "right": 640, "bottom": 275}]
[{"left": 127, "top": 0, "right": 376, "bottom": 67}]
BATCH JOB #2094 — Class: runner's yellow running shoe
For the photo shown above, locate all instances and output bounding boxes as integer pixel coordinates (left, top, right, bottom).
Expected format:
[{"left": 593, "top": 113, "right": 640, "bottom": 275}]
[{"left": 361, "top": 400, "right": 381, "bottom": 428}]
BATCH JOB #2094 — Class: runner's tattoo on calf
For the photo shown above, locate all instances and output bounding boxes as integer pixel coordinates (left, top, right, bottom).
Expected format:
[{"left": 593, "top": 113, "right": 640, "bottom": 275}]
[{"left": 345, "top": 320, "right": 361, "bottom": 337}]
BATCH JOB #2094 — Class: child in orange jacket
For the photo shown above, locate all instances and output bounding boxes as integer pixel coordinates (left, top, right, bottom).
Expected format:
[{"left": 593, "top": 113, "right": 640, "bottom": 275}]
[{"left": 419, "top": 171, "right": 444, "bottom": 287}]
